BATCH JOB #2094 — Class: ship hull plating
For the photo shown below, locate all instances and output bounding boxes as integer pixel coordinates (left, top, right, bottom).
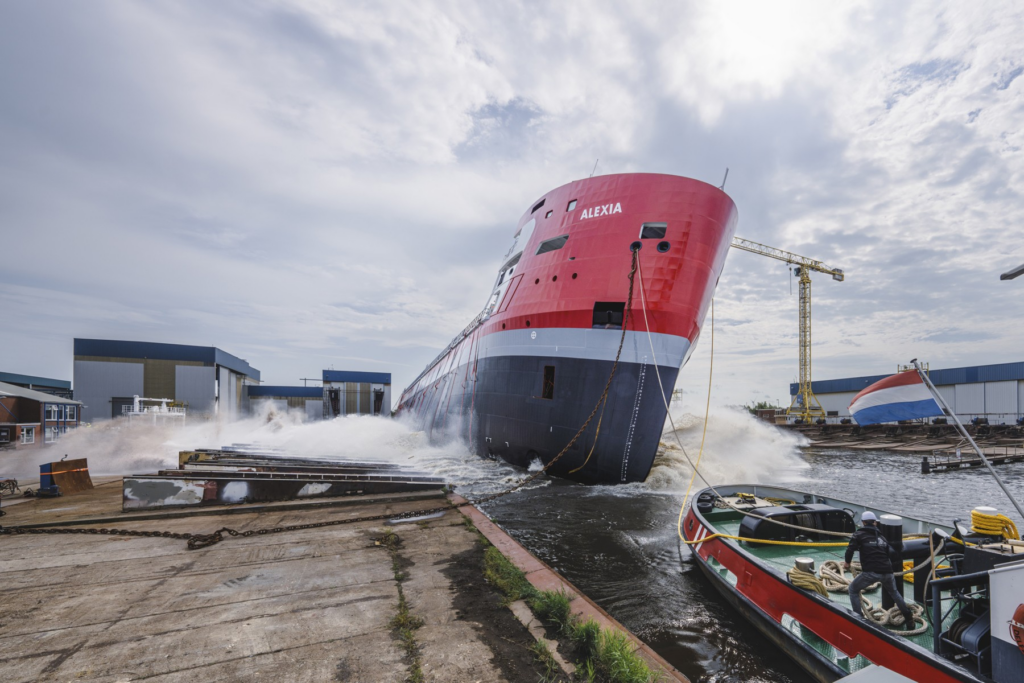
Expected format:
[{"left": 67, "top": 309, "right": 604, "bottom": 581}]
[
  {"left": 407, "top": 352, "right": 679, "bottom": 484},
  {"left": 397, "top": 173, "right": 737, "bottom": 485}
]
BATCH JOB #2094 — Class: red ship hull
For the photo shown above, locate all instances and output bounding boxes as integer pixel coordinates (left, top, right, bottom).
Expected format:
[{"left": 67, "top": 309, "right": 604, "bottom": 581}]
[{"left": 396, "top": 173, "right": 736, "bottom": 484}]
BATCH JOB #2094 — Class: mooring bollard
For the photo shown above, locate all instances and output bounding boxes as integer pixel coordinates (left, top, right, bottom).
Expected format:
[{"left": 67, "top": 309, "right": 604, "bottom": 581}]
[{"left": 921, "top": 456, "right": 930, "bottom": 474}]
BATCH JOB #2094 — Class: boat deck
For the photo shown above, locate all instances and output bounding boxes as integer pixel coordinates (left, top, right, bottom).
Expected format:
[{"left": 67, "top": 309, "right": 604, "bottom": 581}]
[{"left": 705, "top": 513, "right": 965, "bottom": 673}]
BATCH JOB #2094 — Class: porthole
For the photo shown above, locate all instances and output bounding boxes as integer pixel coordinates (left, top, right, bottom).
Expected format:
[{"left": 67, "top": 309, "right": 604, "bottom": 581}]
[
  {"left": 526, "top": 320, "right": 531, "bottom": 327},
  {"left": 535, "top": 278, "right": 540, "bottom": 284},
  {"left": 657, "top": 241, "right": 670, "bottom": 253},
  {"left": 552, "top": 275, "right": 558, "bottom": 282},
  {"left": 502, "top": 323, "right": 506, "bottom": 329},
  {"left": 572, "top": 273, "right": 578, "bottom": 279}
]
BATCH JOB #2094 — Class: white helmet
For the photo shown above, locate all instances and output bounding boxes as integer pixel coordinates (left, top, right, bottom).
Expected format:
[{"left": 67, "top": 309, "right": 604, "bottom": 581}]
[{"left": 861, "top": 511, "right": 878, "bottom": 523}]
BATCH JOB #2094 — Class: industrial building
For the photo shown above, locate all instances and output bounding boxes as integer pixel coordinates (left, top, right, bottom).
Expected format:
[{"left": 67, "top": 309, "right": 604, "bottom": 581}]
[
  {"left": 247, "top": 386, "right": 323, "bottom": 421},
  {"left": 73, "top": 339, "right": 260, "bottom": 423},
  {"left": 323, "top": 370, "right": 391, "bottom": 417},
  {"left": 791, "top": 361, "right": 1024, "bottom": 425},
  {"left": 0, "top": 372, "right": 73, "bottom": 399},
  {"left": 0, "top": 381, "right": 82, "bottom": 448}
]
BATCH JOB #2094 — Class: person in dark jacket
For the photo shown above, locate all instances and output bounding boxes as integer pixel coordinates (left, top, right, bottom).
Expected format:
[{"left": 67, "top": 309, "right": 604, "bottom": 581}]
[{"left": 844, "top": 511, "right": 914, "bottom": 629}]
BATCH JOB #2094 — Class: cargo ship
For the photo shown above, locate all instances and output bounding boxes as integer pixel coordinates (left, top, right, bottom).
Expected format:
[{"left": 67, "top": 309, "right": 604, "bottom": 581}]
[
  {"left": 395, "top": 173, "right": 736, "bottom": 484},
  {"left": 682, "top": 484, "right": 1024, "bottom": 682}
]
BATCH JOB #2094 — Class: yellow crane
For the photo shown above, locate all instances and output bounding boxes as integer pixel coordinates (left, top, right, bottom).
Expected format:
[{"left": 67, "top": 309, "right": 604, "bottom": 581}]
[{"left": 729, "top": 237, "right": 846, "bottom": 422}]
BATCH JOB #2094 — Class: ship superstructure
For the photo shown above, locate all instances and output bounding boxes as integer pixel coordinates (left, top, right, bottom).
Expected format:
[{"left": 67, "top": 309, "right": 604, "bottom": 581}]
[{"left": 396, "top": 173, "right": 736, "bottom": 484}]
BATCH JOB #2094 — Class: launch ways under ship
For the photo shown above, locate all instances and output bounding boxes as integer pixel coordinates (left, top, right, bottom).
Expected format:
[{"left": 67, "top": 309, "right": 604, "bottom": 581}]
[{"left": 396, "top": 173, "right": 736, "bottom": 484}]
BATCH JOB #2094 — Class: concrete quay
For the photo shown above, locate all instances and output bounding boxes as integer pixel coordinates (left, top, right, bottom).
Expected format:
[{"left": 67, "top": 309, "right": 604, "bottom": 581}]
[{"left": 0, "top": 480, "right": 687, "bottom": 682}]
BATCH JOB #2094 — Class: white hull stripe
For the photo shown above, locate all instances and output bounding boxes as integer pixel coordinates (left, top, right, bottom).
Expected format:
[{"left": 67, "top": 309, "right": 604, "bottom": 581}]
[{"left": 476, "top": 327, "right": 692, "bottom": 368}]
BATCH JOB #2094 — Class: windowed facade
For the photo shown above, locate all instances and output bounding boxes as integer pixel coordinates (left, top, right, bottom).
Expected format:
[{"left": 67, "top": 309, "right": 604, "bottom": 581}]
[
  {"left": 542, "top": 366, "right": 555, "bottom": 400},
  {"left": 46, "top": 404, "right": 59, "bottom": 420},
  {"left": 21, "top": 426, "right": 35, "bottom": 444},
  {"left": 536, "top": 234, "right": 569, "bottom": 255},
  {"left": 0, "top": 427, "right": 9, "bottom": 443},
  {"left": 67, "top": 405, "right": 76, "bottom": 421},
  {"left": 45, "top": 426, "right": 57, "bottom": 443}
]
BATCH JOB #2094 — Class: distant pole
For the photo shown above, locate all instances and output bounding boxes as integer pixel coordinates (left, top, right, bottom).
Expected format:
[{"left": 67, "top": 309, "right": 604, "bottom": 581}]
[
  {"left": 719, "top": 167, "right": 729, "bottom": 190},
  {"left": 590, "top": 159, "right": 600, "bottom": 178},
  {"left": 913, "top": 359, "right": 1024, "bottom": 520},
  {"left": 1001, "top": 262, "right": 1024, "bottom": 280}
]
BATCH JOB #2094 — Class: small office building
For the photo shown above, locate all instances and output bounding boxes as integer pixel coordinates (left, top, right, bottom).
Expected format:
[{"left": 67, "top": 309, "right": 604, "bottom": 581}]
[
  {"left": 73, "top": 339, "right": 260, "bottom": 423},
  {"left": 0, "top": 381, "right": 82, "bottom": 448},
  {"left": 247, "top": 386, "right": 324, "bottom": 421},
  {"left": 323, "top": 371, "right": 391, "bottom": 417}
]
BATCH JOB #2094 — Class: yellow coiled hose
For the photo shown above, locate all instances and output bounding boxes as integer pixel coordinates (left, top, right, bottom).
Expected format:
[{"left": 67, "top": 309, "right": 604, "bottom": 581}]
[{"left": 971, "top": 509, "right": 1021, "bottom": 540}]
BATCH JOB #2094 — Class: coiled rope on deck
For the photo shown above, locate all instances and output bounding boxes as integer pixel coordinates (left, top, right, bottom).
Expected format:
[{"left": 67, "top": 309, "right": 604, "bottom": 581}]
[{"left": 971, "top": 509, "right": 1021, "bottom": 540}]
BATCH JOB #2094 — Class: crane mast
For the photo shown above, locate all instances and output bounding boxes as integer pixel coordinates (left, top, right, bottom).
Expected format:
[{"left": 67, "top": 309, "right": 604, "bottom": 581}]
[{"left": 729, "top": 237, "right": 845, "bottom": 423}]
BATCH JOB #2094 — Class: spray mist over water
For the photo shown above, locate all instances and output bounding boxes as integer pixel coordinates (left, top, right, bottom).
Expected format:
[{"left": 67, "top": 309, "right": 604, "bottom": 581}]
[
  {"left": 10, "top": 402, "right": 534, "bottom": 495},
  {"left": 644, "top": 404, "right": 809, "bottom": 492}
]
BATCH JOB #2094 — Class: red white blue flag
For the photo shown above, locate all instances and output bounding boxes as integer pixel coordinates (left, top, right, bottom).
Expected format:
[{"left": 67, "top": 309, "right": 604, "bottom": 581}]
[{"left": 848, "top": 370, "right": 944, "bottom": 425}]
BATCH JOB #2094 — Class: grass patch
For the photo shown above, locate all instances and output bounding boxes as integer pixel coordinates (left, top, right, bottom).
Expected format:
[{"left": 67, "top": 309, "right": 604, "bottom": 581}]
[
  {"left": 479, "top": 545, "right": 658, "bottom": 682},
  {"left": 380, "top": 529, "right": 424, "bottom": 683},
  {"left": 595, "top": 629, "right": 656, "bottom": 683},
  {"left": 569, "top": 617, "right": 601, "bottom": 662},
  {"left": 530, "top": 589, "right": 574, "bottom": 634},
  {"left": 483, "top": 545, "right": 537, "bottom": 605},
  {"left": 530, "top": 639, "right": 560, "bottom": 681}
]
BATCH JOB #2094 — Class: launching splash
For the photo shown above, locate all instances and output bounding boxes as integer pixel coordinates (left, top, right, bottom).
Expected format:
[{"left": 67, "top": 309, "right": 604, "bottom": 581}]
[{"left": 396, "top": 174, "right": 736, "bottom": 484}]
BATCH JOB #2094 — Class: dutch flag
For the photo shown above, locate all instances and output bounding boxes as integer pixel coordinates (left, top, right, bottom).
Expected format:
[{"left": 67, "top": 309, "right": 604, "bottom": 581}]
[{"left": 848, "top": 370, "right": 944, "bottom": 426}]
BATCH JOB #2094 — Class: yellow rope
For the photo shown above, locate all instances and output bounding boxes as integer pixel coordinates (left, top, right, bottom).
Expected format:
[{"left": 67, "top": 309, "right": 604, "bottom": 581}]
[
  {"left": 676, "top": 299, "right": 714, "bottom": 543},
  {"left": 679, "top": 531, "right": 848, "bottom": 547},
  {"left": 971, "top": 509, "right": 1020, "bottom": 540}
]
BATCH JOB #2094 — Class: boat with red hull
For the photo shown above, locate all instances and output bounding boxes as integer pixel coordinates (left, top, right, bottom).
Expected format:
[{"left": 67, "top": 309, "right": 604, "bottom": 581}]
[
  {"left": 395, "top": 173, "right": 736, "bottom": 484},
  {"left": 682, "top": 484, "right": 1024, "bottom": 682}
]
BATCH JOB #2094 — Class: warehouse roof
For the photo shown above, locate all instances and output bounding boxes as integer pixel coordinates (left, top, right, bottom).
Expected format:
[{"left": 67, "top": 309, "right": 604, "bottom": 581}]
[
  {"left": 0, "top": 381, "right": 82, "bottom": 406},
  {"left": 74, "top": 339, "right": 260, "bottom": 382},
  {"left": 323, "top": 370, "right": 391, "bottom": 384},
  {"left": 0, "top": 372, "right": 71, "bottom": 390},
  {"left": 247, "top": 386, "right": 323, "bottom": 398},
  {"left": 790, "top": 360, "right": 1024, "bottom": 395}
]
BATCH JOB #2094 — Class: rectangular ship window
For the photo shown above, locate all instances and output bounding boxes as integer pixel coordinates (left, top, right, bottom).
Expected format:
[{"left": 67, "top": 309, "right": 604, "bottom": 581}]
[
  {"left": 567, "top": 199, "right": 577, "bottom": 211},
  {"left": 592, "top": 302, "right": 625, "bottom": 329},
  {"left": 640, "top": 222, "right": 667, "bottom": 239},
  {"left": 542, "top": 366, "right": 555, "bottom": 400},
  {"left": 535, "top": 234, "right": 569, "bottom": 255},
  {"left": 531, "top": 198, "right": 546, "bottom": 213}
]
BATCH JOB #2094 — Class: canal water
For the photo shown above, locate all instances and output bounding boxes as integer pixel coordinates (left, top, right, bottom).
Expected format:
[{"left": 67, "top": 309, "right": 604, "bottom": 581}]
[{"left": 455, "top": 409, "right": 1024, "bottom": 683}]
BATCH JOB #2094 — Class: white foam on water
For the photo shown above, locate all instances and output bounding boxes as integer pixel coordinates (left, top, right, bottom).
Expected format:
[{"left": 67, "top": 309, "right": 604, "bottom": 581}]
[
  {"left": 11, "top": 401, "right": 536, "bottom": 496},
  {"left": 643, "top": 404, "right": 810, "bottom": 493}
]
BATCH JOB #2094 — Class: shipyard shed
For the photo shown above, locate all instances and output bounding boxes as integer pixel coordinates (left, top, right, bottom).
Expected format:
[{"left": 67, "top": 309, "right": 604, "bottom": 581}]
[
  {"left": 323, "top": 370, "right": 391, "bottom": 417},
  {"left": 246, "top": 385, "right": 323, "bottom": 420},
  {"left": 0, "top": 371, "right": 73, "bottom": 399},
  {"left": 790, "top": 360, "right": 1024, "bottom": 424},
  {"left": 73, "top": 339, "right": 260, "bottom": 423}
]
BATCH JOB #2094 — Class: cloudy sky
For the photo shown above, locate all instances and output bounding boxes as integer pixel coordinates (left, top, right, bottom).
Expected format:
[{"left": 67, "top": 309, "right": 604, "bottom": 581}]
[{"left": 2, "top": 1, "right": 1022, "bottom": 408}]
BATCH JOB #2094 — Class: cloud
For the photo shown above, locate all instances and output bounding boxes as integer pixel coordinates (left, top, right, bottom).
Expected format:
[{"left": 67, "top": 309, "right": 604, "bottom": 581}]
[{"left": 0, "top": 0, "right": 1022, "bottom": 412}]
